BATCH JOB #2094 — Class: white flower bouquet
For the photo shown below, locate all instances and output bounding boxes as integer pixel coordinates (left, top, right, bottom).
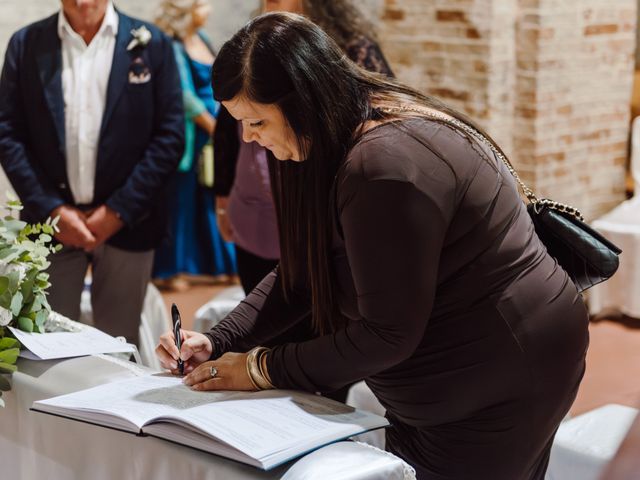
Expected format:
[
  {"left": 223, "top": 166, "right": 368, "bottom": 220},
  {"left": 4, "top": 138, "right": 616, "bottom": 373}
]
[{"left": 0, "top": 195, "right": 60, "bottom": 406}]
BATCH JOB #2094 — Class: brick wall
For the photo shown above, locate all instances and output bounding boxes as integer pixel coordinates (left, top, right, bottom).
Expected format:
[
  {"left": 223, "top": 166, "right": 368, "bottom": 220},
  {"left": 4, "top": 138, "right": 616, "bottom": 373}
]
[{"left": 378, "top": 0, "right": 637, "bottom": 219}]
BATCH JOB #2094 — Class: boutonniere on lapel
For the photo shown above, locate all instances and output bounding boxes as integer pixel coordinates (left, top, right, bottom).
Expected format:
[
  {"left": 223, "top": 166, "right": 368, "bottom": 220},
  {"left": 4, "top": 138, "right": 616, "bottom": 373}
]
[
  {"left": 127, "top": 25, "right": 152, "bottom": 51},
  {"left": 127, "top": 25, "right": 152, "bottom": 84}
]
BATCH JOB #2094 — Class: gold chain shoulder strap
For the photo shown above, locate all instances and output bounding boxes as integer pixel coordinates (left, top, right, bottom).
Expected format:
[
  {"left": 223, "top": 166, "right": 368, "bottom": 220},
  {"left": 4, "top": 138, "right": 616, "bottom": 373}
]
[{"left": 379, "top": 106, "right": 584, "bottom": 221}]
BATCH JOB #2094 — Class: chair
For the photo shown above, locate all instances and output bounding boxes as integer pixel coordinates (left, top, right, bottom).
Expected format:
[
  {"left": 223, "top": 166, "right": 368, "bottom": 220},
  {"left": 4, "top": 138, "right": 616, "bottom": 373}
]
[
  {"left": 346, "top": 381, "right": 387, "bottom": 449},
  {"left": 589, "top": 116, "right": 640, "bottom": 318},
  {"left": 193, "top": 285, "right": 245, "bottom": 332},
  {"left": 545, "top": 404, "right": 639, "bottom": 480}
]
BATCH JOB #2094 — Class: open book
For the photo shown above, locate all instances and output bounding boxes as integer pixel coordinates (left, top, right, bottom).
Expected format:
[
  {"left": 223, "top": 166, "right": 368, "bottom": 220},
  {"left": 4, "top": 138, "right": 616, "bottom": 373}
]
[{"left": 32, "top": 374, "right": 388, "bottom": 470}]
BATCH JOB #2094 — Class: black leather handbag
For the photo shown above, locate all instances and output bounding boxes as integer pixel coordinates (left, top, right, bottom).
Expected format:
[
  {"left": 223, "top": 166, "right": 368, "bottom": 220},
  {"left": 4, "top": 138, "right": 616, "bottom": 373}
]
[
  {"left": 413, "top": 108, "right": 623, "bottom": 293},
  {"left": 526, "top": 201, "right": 622, "bottom": 292}
]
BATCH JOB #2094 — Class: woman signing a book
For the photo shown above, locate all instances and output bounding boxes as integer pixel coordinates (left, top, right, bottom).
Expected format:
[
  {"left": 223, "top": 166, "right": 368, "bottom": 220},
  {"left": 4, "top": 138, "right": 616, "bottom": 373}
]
[{"left": 156, "top": 13, "right": 589, "bottom": 480}]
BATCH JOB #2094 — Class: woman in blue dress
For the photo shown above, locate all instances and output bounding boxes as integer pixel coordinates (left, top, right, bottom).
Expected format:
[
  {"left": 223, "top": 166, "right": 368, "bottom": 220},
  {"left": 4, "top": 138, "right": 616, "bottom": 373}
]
[{"left": 154, "top": 0, "right": 236, "bottom": 290}]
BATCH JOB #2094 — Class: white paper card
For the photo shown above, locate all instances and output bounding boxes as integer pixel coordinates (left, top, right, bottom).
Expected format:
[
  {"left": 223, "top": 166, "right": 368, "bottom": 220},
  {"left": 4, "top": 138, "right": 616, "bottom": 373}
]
[{"left": 9, "top": 324, "right": 135, "bottom": 360}]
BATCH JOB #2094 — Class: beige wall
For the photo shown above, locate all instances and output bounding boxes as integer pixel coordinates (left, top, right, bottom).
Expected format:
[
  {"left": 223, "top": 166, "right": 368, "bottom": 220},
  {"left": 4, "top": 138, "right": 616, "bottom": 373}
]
[{"left": 0, "top": 0, "right": 259, "bottom": 59}]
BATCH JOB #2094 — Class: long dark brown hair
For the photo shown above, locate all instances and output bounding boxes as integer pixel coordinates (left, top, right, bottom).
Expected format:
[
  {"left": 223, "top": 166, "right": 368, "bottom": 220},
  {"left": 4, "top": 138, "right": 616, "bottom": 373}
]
[
  {"left": 300, "top": 0, "right": 379, "bottom": 50},
  {"left": 212, "top": 13, "right": 500, "bottom": 334}
]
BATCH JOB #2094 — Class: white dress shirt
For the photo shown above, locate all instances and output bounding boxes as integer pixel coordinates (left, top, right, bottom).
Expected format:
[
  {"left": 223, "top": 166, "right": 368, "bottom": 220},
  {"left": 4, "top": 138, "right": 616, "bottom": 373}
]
[{"left": 58, "top": 2, "right": 118, "bottom": 205}]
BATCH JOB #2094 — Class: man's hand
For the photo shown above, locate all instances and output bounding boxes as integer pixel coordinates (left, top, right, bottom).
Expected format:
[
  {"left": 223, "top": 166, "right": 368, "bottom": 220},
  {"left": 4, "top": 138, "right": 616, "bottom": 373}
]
[
  {"left": 85, "top": 205, "right": 125, "bottom": 250},
  {"left": 51, "top": 205, "right": 96, "bottom": 250}
]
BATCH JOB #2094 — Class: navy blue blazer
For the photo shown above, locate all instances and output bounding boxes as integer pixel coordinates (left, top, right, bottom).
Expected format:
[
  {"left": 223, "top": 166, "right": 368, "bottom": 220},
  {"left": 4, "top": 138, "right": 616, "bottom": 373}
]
[{"left": 0, "top": 12, "right": 184, "bottom": 251}]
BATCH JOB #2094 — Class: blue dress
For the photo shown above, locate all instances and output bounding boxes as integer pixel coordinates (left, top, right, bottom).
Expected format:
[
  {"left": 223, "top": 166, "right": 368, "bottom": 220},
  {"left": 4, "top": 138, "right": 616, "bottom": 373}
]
[{"left": 153, "top": 58, "right": 236, "bottom": 278}]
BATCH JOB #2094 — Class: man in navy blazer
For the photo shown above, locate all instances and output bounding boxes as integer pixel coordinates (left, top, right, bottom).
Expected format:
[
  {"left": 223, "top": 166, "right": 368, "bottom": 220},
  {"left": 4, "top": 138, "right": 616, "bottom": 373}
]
[{"left": 0, "top": 0, "right": 184, "bottom": 346}]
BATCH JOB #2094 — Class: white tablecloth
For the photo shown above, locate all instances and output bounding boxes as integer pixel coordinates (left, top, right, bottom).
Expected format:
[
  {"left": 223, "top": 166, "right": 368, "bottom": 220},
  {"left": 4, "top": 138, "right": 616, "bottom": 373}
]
[
  {"left": 0, "top": 355, "right": 414, "bottom": 480},
  {"left": 589, "top": 196, "right": 640, "bottom": 318}
]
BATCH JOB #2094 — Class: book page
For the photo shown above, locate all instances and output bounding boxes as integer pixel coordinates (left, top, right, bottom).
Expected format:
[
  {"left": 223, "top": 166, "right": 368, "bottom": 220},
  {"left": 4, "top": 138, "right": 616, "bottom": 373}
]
[
  {"left": 149, "top": 389, "right": 386, "bottom": 462},
  {"left": 33, "top": 375, "right": 243, "bottom": 430}
]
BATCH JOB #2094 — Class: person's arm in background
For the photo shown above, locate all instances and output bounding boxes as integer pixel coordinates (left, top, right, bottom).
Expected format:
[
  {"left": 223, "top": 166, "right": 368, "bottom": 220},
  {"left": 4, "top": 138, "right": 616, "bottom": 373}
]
[
  {"left": 213, "top": 106, "right": 240, "bottom": 242},
  {"left": 88, "top": 30, "right": 184, "bottom": 246},
  {"left": 0, "top": 30, "right": 96, "bottom": 250}
]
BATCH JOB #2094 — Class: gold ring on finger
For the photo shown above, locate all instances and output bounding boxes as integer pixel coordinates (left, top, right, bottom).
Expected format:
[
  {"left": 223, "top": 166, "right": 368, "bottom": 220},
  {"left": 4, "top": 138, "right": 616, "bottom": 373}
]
[{"left": 210, "top": 366, "right": 218, "bottom": 378}]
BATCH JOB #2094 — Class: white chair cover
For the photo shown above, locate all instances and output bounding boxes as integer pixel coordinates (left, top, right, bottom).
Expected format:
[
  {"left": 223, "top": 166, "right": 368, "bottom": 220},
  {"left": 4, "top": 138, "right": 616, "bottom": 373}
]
[
  {"left": 545, "top": 404, "right": 638, "bottom": 480},
  {"left": 138, "top": 283, "right": 171, "bottom": 370},
  {"left": 590, "top": 197, "right": 640, "bottom": 317},
  {"left": 346, "top": 381, "right": 387, "bottom": 449},
  {"left": 193, "top": 285, "right": 245, "bottom": 332},
  {"left": 589, "top": 115, "right": 640, "bottom": 317}
]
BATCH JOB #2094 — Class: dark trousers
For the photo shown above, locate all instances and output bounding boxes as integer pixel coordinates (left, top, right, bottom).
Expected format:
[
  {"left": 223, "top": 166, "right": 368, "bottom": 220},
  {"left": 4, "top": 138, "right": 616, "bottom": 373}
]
[{"left": 235, "top": 245, "right": 278, "bottom": 295}]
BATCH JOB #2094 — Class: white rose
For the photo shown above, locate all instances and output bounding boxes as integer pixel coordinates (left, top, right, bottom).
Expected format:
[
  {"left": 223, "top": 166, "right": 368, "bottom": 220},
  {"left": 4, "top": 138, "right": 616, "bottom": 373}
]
[{"left": 0, "top": 305, "right": 12, "bottom": 327}]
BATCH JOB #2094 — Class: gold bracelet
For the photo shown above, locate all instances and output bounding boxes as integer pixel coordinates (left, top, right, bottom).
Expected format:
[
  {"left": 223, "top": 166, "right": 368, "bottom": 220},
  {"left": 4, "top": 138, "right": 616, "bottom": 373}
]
[
  {"left": 246, "top": 347, "right": 274, "bottom": 390},
  {"left": 258, "top": 349, "right": 274, "bottom": 387},
  {"left": 249, "top": 347, "right": 273, "bottom": 390},
  {"left": 245, "top": 350, "right": 260, "bottom": 390}
]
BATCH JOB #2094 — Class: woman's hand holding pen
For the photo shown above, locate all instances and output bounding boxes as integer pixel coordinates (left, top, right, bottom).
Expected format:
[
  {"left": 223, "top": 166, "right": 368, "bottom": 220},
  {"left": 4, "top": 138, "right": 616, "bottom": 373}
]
[{"left": 155, "top": 330, "right": 212, "bottom": 375}]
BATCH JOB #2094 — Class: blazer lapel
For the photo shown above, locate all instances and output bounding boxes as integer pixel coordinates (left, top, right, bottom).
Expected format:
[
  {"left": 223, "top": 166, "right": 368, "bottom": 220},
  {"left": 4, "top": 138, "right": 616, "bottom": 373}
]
[
  {"left": 99, "top": 13, "right": 132, "bottom": 138},
  {"left": 36, "top": 19, "right": 65, "bottom": 152}
]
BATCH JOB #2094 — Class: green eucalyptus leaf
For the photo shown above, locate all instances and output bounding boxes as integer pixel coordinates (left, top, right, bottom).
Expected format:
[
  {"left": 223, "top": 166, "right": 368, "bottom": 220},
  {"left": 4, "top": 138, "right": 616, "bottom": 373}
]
[
  {"left": 0, "top": 375, "right": 9, "bottom": 391},
  {"left": 0, "top": 337, "right": 19, "bottom": 350},
  {"left": 10, "top": 291, "right": 23, "bottom": 317},
  {"left": 35, "top": 309, "right": 47, "bottom": 327},
  {"left": 0, "top": 362, "right": 17, "bottom": 373},
  {"left": 0, "top": 291, "right": 11, "bottom": 309},
  {"left": 30, "top": 295, "right": 43, "bottom": 313},
  {"left": 7, "top": 271, "right": 20, "bottom": 294},
  {"left": 0, "top": 277, "right": 8, "bottom": 295},
  {"left": 0, "top": 247, "right": 18, "bottom": 260},
  {"left": 0, "top": 348, "right": 19, "bottom": 364},
  {"left": 17, "top": 316, "right": 33, "bottom": 332}
]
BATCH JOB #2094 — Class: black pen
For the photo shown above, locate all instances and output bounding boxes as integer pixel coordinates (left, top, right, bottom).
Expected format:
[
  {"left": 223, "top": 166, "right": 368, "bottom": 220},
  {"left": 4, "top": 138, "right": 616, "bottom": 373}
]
[{"left": 171, "top": 303, "right": 184, "bottom": 375}]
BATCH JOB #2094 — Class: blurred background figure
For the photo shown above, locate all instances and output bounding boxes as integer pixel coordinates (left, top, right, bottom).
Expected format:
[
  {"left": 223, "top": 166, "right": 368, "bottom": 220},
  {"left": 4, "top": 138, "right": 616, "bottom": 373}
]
[
  {"left": 0, "top": 0, "right": 184, "bottom": 347},
  {"left": 154, "top": 0, "right": 236, "bottom": 292},
  {"left": 214, "top": 0, "right": 393, "bottom": 296}
]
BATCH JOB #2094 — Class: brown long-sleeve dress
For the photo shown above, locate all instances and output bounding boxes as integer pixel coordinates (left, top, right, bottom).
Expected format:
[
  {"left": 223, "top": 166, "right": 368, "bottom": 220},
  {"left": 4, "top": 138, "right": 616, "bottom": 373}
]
[{"left": 205, "top": 117, "right": 589, "bottom": 479}]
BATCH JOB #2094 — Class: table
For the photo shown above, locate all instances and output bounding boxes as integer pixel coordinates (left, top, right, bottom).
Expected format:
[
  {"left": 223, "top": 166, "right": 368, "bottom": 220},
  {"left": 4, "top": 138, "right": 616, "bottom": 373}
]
[{"left": 0, "top": 355, "right": 414, "bottom": 480}]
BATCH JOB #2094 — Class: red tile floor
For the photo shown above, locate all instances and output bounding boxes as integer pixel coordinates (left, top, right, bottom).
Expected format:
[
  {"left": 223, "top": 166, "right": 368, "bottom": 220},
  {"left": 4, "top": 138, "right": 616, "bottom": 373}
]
[{"left": 160, "top": 282, "right": 640, "bottom": 416}]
